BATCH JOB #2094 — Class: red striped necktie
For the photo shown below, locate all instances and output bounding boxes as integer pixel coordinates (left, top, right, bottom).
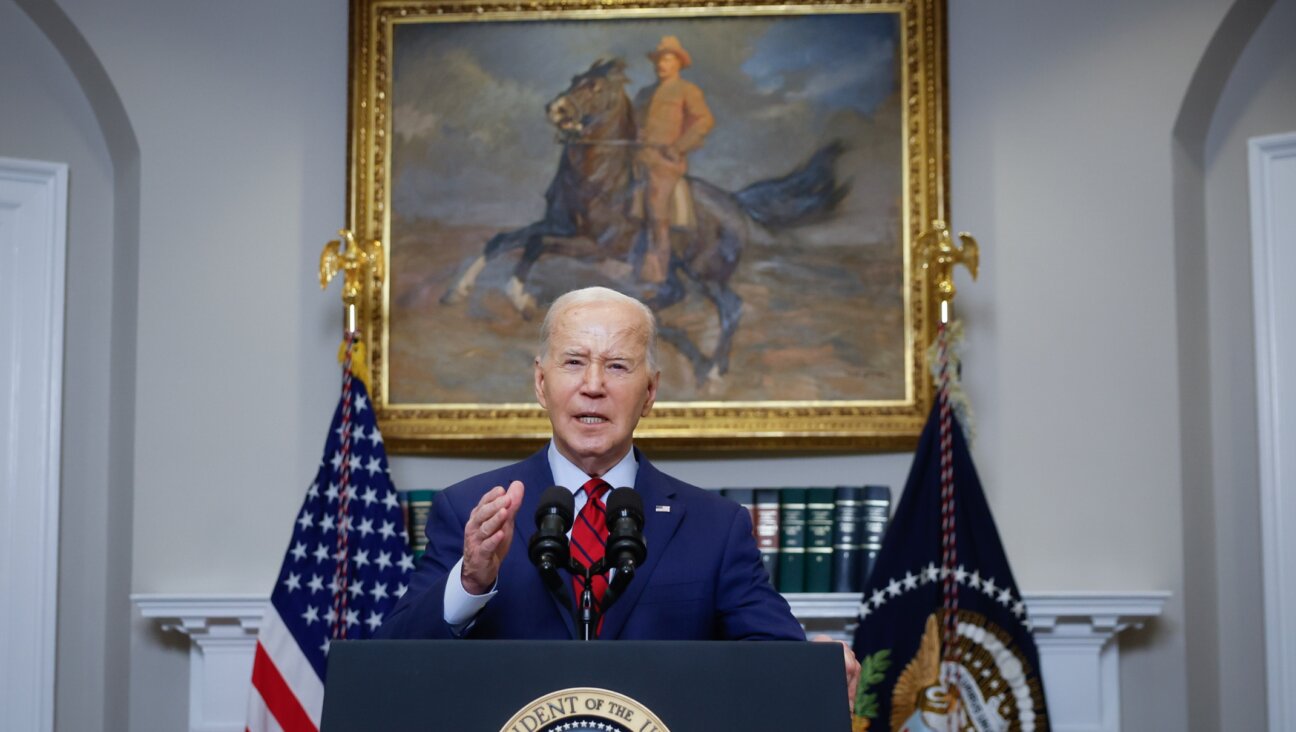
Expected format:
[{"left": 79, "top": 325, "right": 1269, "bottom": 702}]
[{"left": 571, "top": 478, "right": 611, "bottom": 614}]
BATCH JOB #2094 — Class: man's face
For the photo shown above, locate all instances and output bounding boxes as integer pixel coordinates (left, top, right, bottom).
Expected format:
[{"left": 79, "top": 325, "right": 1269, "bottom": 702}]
[
  {"left": 655, "top": 53, "right": 682, "bottom": 81},
  {"left": 535, "top": 300, "right": 660, "bottom": 477}
]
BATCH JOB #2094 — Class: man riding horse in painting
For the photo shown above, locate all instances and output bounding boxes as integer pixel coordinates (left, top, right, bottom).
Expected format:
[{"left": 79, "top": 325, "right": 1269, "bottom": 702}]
[{"left": 443, "top": 39, "right": 848, "bottom": 385}]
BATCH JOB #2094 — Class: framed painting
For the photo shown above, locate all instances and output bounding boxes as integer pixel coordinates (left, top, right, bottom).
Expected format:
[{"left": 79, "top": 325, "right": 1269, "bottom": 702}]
[{"left": 347, "top": 0, "right": 948, "bottom": 453}]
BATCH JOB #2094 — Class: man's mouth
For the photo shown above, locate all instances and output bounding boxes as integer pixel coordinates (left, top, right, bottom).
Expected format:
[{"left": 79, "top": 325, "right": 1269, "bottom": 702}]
[{"left": 576, "top": 415, "right": 608, "bottom": 425}]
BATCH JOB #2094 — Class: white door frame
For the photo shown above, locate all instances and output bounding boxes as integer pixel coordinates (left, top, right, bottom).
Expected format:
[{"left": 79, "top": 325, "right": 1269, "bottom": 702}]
[
  {"left": 0, "top": 156, "right": 67, "bottom": 732},
  {"left": 1250, "top": 131, "right": 1296, "bottom": 732}
]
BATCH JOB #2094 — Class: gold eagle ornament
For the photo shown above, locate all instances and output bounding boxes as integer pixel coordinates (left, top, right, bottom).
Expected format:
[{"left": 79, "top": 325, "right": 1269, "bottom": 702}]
[
  {"left": 319, "top": 229, "right": 384, "bottom": 306},
  {"left": 917, "top": 220, "right": 979, "bottom": 318},
  {"left": 891, "top": 613, "right": 966, "bottom": 731}
]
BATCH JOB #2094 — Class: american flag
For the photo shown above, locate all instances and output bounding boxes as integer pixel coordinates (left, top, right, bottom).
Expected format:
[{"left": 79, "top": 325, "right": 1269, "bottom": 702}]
[{"left": 246, "top": 342, "right": 413, "bottom": 732}]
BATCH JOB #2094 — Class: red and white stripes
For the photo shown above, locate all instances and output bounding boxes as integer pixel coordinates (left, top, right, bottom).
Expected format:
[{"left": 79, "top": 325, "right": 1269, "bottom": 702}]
[{"left": 245, "top": 611, "right": 323, "bottom": 732}]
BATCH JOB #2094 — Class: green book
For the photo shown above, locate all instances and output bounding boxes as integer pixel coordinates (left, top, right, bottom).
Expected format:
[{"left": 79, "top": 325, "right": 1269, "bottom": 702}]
[
  {"left": 404, "top": 489, "right": 437, "bottom": 556},
  {"left": 804, "top": 488, "right": 836, "bottom": 593},
  {"left": 777, "top": 488, "right": 807, "bottom": 593}
]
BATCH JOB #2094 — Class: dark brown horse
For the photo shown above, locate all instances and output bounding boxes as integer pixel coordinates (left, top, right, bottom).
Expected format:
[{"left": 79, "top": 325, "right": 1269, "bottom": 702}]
[{"left": 443, "top": 58, "right": 848, "bottom": 384}]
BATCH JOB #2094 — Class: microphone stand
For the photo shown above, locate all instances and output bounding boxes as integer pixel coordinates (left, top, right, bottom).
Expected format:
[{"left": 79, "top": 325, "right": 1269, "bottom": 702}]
[{"left": 572, "top": 558, "right": 606, "bottom": 641}]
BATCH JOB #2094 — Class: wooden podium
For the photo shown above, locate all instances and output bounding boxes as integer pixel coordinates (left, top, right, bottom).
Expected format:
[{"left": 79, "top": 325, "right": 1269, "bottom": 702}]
[{"left": 320, "top": 640, "right": 849, "bottom": 731}]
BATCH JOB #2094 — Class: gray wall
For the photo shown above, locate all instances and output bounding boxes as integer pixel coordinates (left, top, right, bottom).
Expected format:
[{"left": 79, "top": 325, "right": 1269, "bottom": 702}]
[{"left": 2, "top": 0, "right": 1292, "bottom": 728}]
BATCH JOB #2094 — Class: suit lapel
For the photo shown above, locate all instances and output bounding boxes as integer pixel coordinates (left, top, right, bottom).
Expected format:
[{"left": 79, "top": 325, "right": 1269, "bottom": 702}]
[
  {"left": 600, "top": 450, "right": 685, "bottom": 639},
  {"left": 512, "top": 449, "right": 578, "bottom": 639}
]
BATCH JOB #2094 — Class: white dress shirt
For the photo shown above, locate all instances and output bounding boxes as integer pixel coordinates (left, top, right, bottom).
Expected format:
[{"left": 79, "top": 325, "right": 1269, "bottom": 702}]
[{"left": 441, "top": 442, "right": 639, "bottom": 630}]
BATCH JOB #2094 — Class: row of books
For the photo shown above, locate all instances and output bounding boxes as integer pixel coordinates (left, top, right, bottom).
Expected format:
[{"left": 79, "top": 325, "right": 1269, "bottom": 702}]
[
  {"left": 397, "top": 485, "right": 892, "bottom": 594},
  {"left": 722, "top": 487, "right": 892, "bottom": 594}
]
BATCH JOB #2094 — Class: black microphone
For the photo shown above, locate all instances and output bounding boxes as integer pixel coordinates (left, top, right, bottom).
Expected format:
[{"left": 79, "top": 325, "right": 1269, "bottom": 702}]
[
  {"left": 600, "top": 488, "right": 647, "bottom": 613},
  {"left": 605, "top": 488, "right": 647, "bottom": 574},
  {"left": 528, "top": 486, "right": 573, "bottom": 578}
]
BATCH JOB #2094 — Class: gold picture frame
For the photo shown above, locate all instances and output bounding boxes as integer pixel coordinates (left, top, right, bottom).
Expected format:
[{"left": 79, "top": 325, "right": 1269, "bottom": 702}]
[{"left": 347, "top": 0, "right": 948, "bottom": 454}]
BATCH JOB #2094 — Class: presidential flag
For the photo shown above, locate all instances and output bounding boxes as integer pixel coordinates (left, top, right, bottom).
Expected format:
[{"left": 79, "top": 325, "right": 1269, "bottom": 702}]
[
  {"left": 246, "top": 339, "right": 413, "bottom": 732},
  {"left": 851, "top": 357, "right": 1049, "bottom": 731}
]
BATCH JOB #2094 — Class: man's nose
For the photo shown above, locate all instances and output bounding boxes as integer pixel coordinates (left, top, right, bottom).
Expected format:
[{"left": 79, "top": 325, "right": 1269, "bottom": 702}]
[{"left": 580, "top": 364, "right": 606, "bottom": 394}]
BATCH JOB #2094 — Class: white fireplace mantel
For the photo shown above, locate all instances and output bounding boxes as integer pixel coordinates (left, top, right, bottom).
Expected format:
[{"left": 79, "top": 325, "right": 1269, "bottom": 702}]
[{"left": 135, "top": 590, "right": 1167, "bottom": 732}]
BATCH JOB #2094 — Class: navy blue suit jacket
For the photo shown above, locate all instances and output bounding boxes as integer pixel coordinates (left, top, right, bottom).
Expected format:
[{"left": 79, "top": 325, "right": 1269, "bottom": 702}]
[{"left": 376, "top": 448, "right": 803, "bottom": 641}]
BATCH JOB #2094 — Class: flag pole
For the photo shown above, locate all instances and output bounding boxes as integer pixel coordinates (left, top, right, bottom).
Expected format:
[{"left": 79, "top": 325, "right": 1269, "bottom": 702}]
[
  {"left": 917, "top": 220, "right": 980, "bottom": 712},
  {"left": 318, "top": 229, "right": 386, "bottom": 641}
]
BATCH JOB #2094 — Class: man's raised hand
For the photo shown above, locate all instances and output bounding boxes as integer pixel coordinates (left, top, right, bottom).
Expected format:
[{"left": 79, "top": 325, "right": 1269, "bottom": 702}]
[{"left": 461, "top": 480, "right": 524, "bottom": 595}]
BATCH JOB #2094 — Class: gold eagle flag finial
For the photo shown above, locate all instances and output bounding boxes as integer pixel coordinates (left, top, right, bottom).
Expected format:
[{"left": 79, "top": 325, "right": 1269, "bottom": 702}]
[
  {"left": 320, "top": 229, "right": 384, "bottom": 306},
  {"left": 320, "top": 229, "right": 384, "bottom": 334},
  {"left": 917, "top": 220, "right": 979, "bottom": 324}
]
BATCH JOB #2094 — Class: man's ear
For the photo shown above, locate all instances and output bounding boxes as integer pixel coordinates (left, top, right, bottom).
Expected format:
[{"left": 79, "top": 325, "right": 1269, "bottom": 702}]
[
  {"left": 640, "top": 370, "right": 660, "bottom": 416},
  {"left": 534, "top": 357, "right": 548, "bottom": 409}
]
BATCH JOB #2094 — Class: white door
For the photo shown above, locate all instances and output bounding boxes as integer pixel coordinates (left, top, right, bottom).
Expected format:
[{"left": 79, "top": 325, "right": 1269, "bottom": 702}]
[
  {"left": 0, "top": 157, "right": 67, "bottom": 732},
  {"left": 1250, "top": 132, "right": 1296, "bottom": 732}
]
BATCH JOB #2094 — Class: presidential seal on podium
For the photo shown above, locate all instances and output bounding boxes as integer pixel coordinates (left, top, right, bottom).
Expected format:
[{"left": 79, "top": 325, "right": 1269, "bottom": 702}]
[{"left": 500, "top": 687, "right": 670, "bottom": 732}]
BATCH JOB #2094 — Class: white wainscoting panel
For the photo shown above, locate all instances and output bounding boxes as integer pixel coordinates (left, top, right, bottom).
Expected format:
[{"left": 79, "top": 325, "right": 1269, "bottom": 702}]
[
  {"left": 0, "top": 157, "right": 68, "bottom": 732},
  {"left": 1250, "top": 130, "right": 1296, "bottom": 732},
  {"left": 135, "top": 591, "right": 1166, "bottom": 732}
]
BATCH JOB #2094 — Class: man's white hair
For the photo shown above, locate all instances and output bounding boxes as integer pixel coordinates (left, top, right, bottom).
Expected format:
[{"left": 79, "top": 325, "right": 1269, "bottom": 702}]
[{"left": 537, "top": 286, "right": 659, "bottom": 370}]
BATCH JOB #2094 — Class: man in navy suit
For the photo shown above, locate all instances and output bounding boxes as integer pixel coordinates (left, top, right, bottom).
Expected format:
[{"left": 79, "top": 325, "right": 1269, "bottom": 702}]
[{"left": 377, "top": 287, "right": 859, "bottom": 700}]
